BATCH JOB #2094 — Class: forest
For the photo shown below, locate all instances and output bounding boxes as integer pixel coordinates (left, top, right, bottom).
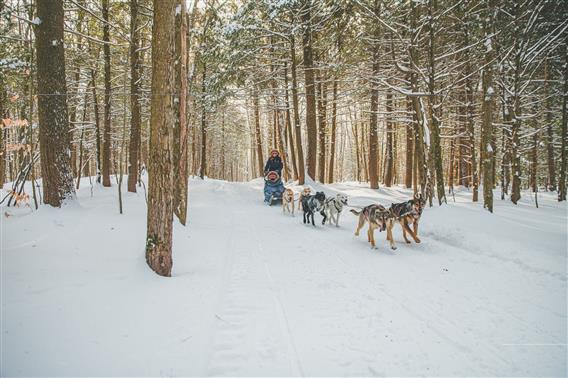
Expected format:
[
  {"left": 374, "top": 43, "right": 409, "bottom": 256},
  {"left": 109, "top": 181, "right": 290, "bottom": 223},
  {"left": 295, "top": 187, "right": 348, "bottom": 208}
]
[
  {"left": 1, "top": 1, "right": 567, "bottom": 375},
  {"left": 2, "top": 0, "right": 567, "bottom": 275}
]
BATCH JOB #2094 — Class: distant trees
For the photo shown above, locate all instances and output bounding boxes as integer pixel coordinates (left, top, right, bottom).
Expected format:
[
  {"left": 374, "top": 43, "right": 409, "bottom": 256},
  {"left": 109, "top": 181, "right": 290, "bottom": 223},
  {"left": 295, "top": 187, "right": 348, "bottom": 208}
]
[{"left": 0, "top": 0, "right": 566, "bottom": 218}]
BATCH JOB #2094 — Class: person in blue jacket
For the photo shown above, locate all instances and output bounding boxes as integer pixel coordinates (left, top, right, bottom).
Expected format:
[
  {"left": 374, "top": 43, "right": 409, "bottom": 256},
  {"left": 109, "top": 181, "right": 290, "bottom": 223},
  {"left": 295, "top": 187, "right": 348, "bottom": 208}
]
[
  {"left": 263, "top": 149, "right": 284, "bottom": 204},
  {"left": 264, "top": 149, "right": 283, "bottom": 176}
]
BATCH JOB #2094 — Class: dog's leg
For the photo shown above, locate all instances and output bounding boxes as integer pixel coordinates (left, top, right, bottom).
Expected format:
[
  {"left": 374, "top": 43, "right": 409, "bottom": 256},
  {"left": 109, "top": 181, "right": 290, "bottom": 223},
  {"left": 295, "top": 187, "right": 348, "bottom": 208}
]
[
  {"left": 400, "top": 219, "right": 411, "bottom": 243},
  {"left": 369, "top": 226, "right": 376, "bottom": 249},
  {"left": 355, "top": 215, "right": 364, "bottom": 236},
  {"left": 311, "top": 212, "right": 316, "bottom": 227},
  {"left": 403, "top": 218, "right": 421, "bottom": 243},
  {"left": 413, "top": 221, "right": 421, "bottom": 242},
  {"left": 303, "top": 210, "right": 307, "bottom": 224},
  {"left": 387, "top": 221, "right": 397, "bottom": 250},
  {"left": 335, "top": 212, "right": 340, "bottom": 227},
  {"left": 321, "top": 210, "right": 327, "bottom": 225},
  {"left": 291, "top": 199, "right": 294, "bottom": 216}
]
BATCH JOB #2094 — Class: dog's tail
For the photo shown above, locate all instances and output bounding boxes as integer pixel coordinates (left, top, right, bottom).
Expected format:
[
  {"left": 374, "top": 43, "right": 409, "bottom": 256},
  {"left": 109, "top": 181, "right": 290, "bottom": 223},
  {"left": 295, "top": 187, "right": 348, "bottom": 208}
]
[{"left": 349, "top": 209, "right": 361, "bottom": 216}]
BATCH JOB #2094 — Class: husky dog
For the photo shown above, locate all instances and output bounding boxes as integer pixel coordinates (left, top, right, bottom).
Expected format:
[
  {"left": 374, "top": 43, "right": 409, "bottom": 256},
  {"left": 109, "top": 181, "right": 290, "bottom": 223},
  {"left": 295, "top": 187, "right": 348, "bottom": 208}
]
[
  {"left": 350, "top": 204, "right": 396, "bottom": 249},
  {"left": 297, "top": 187, "right": 312, "bottom": 210},
  {"left": 302, "top": 191, "right": 326, "bottom": 227},
  {"left": 282, "top": 188, "right": 295, "bottom": 215},
  {"left": 389, "top": 193, "right": 426, "bottom": 244},
  {"left": 321, "top": 193, "right": 348, "bottom": 227}
]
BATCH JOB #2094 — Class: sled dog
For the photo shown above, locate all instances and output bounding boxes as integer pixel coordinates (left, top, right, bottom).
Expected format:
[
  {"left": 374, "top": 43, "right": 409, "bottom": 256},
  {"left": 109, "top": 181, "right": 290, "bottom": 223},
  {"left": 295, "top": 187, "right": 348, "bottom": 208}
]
[
  {"left": 282, "top": 188, "right": 295, "bottom": 215},
  {"left": 302, "top": 191, "right": 326, "bottom": 227},
  {"left": 297, "top": 187, "right": 312, "bottom": 210},
  {"left": 321, "top": 193, "right": 348, "bottom": 227},
  {"left": 350, "top": 204, "right": 396, "bottom": 249},
  {"left": 389, "top": 193, "right": 426, "bottom": 244}
]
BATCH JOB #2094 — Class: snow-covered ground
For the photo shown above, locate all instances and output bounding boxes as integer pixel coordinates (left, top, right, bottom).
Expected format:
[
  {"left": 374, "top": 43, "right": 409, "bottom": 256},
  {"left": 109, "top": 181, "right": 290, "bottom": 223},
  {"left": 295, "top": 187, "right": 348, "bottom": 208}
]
[{"left": 1, "top": 177, "right": 566, "bottom": 376}]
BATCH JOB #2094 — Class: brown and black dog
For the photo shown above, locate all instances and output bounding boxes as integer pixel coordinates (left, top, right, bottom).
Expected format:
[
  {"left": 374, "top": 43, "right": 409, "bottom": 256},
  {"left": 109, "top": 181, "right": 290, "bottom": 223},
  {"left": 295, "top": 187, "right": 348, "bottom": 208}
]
[
  {"left": 350, "top": 204, "right": 396, "bottom": 250},
  {"left": 389, "top": 193, "right": 426, "bottom": 245}
]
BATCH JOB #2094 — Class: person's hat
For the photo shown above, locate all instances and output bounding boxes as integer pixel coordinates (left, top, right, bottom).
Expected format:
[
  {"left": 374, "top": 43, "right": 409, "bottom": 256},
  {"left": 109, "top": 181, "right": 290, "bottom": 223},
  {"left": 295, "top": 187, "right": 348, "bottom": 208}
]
[{"left": 270, "top": 149, "right": 279, "bottom": 155}]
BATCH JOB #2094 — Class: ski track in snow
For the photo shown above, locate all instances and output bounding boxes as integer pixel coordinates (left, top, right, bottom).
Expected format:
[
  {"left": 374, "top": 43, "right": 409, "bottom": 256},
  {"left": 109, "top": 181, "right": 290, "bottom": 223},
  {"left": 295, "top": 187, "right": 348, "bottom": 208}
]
[{"left": 1, "top": 177, "right": 566, "bottom": 376}]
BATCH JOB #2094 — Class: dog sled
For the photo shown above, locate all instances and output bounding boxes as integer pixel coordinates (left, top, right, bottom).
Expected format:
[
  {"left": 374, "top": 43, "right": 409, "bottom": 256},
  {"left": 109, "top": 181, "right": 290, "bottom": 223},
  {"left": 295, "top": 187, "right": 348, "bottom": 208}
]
[{"left": 263, "top": 171, "right": 285, "bottom": 206}]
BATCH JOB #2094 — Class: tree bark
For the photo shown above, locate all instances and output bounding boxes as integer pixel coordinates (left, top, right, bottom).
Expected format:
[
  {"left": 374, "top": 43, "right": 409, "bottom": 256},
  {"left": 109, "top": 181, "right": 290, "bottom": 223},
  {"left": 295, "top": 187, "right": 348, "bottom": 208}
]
[
  {"left": 35, "top": 0, "right": 75, "bottom": 206},
  {"left": 302, "top": 1, "right": 317, "bottom": 181},
  {"left": 316, "top": 68, "right": 327, "bottom": 183},
  {"left": 544, "top": 60, "right": 556, "bottom": 191},
  {"left": 328, "top": 77, "right": 338, "bottom": 183},
  {"left": 173, "top": 1, "right": 189, "bottom": 225},
  {"left": 559, "top": 43, "right": 567, "bottom": 202},
  {"left": 253, "top": 86, "right": 263, "bottom": 176},
  {"left": 146, "top": 0, "right": 176, "bottom": 277},
  {"left": 200, "top": 62, "right": 208, "bottom": 179},
  {"left": 368, "top": 0, "right": 381, "bottom": 190},
  {"left": 427, "top": 0, "right": 445, "bottom": 205},
  {"left": 405, "top": 96, "right": 414, "bottom": 188},
  {"left": 283, "top": 63, "right": 298, "bottom": 180},
  {"left": 128, "top": 0, "right": 142, "bottom": 193},
  {"left": 290, "top": 36, "right": 305, "bottom": 184},
  {"left": 481, "top": 2, "right": 495, "bottom": 212},
  {"left": 101, "top": 0, "right": 112, "bottom": 187},
  {"left": 384, "top": 88, "right": 394, "bottom": 187}
]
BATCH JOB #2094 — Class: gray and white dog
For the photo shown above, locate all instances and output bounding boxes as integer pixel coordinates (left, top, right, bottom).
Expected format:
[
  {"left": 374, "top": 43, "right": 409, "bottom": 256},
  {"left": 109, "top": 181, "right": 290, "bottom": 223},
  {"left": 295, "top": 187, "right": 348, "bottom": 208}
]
[{"left": 321, "top": 193, "right": 348, "bottom": 227}]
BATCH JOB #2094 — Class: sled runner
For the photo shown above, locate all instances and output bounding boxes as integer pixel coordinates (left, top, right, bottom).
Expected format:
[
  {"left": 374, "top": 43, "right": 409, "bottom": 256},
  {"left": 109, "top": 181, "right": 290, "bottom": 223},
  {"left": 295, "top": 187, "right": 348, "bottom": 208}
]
[{"left": 263, "top": 171, "right": 285, "bottom": 206}]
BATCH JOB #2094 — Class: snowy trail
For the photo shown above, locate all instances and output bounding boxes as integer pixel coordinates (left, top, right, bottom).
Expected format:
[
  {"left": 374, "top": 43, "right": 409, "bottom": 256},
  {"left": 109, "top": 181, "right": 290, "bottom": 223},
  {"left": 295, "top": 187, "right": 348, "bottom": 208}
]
[{"left": 1, "top": 177, "right": 566, "bottom": 376}]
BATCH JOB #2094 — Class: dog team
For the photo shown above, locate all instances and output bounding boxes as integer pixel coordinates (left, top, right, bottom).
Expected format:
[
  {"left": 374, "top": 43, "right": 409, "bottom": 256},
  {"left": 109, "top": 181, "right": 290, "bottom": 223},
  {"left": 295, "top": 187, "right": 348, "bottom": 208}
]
[{"left": 280, "top": 186, "right": 426, "bottom": 250}]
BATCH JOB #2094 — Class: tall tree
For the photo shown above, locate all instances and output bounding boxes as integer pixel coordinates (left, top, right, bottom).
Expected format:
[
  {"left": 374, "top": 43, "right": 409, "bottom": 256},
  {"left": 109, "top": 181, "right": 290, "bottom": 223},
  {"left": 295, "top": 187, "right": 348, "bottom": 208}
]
[
  {"left": 290, "top": 35, "right": 305, "bottom": 184},
  {"left": 302, "top": 0, "right": 317, "bottom": 181},
  {"left": 128, "top": 0, "right": 142, "bottom": 193},
  {"left": 559, "top": 43, "right": 568, "bottom": 202},
  {"left": 173, "top": 1, "right": 189, "bottom": 225},
  {"left": 35, "top": 0, "right": 75, "bottom": 206},
  {"left": 101, "top": 0, "right": 112, "bottom": 187},
  {"left": 481, "top": 0, "right": 496, "bottom": 212},
  {"left": 146, "top": 0, "right": 176, "bottom": 277},
  {"left": 368, "top": 0, "right": 381, "bottom": 190}
]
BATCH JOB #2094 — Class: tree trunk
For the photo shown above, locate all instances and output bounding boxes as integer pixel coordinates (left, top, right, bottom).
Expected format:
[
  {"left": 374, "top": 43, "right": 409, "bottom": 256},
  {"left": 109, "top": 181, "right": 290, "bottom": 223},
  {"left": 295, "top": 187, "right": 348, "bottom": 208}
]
[
  {"left": 128, "top": 0, "right": 142, "bottom": 193},
  {"left": 368, "top": 0, "right": 381, "bottom": 189},
  {"left": 544, "top": 60, "right": 556, "bottom": 191},
  {"left": 290, "top": 36, "right": 305, "bottom": 184},
  {"left": 90, "top": 69, "right": 102, "bottom": 183},
  {"left": 328, "top": 78, "right": 338, "bottom": 183},
  {"left": 405, "top": 96, "right": 413, "bottom": 188},
  {"left": 200, "top": 63, "right": 207, "bottom": 179},
  {"left": 302, "top": 1, "right": 317, "bottom": 181},
  {"left": 253, "top": 86, "right": 263, "bottom": 176},
  {"left": 316, "top": 69, "right": 327, "bottom": 183},
  {"left": 427, "top": 0, "right": 445, "bottom": 205},
  {"left": 559, "top": 43, "right": 567, "bottom": 202},
  {"left": 101, "top": 0, "right": 112, "bottom": 187},
  {"left": 173, "top": 1, "right": 189, "bottom": 225},
  {"left": 384, "top": 88, "right": 394, "bottom": 186},
  {"left": 283, "top": 63, "right": 298, "bottom": 180},
  {"left": 146, "top": 0, "right": 176, "bottom": 277},
  {"left": 481, "top": 3, "right": 495, "bottom": 212},
  {"left": 0, "top": 82, "right": 6, "bottom": 186},
  {"left": 35, "top": 0, "right": 75, "bottom": 206}
]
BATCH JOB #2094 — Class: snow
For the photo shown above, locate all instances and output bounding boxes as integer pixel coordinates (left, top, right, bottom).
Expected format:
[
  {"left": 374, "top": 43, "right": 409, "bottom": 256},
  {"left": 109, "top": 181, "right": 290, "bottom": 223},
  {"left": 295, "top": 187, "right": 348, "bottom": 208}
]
[
  {"left": 175, "top": 4, "right": 182, "bottom": 15},
  {"left": 484, "top": 36, "right": 493, "bottom": 53},
  {"left": 31, "top": 17, "right": 41, "bottom": 25},
  {"left": 1, "top": 177, "right": 566, "bottom": 376}
]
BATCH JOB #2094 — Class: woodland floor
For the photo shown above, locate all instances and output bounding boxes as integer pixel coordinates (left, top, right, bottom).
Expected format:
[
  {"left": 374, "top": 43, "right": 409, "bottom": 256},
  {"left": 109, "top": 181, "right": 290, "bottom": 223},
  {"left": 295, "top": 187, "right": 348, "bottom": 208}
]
[{"left": 1, "top": 177, "right": 567, "bottom": 376}]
